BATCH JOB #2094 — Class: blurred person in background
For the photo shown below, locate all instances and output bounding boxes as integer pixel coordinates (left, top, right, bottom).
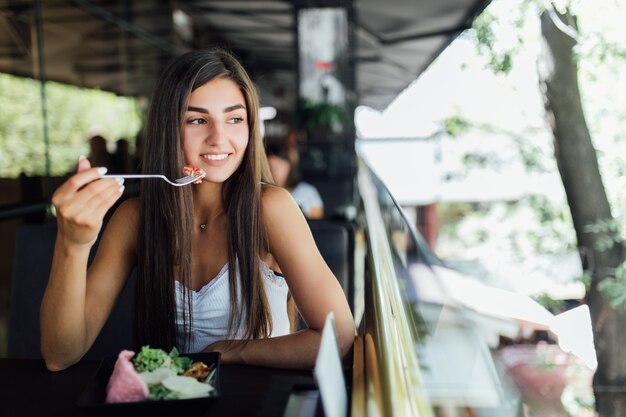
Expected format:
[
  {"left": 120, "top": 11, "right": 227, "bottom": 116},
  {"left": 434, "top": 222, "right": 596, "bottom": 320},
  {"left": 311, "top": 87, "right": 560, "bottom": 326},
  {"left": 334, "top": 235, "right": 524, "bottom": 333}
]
[
  {"left": 266, "top": 145, "right": 324, "bottom": 219},
  {"left": 111, "top": 138, "right": 133, "bottom": 174},
  {"left": 87, "top": 135, "right": 112, "bottom": 170}
]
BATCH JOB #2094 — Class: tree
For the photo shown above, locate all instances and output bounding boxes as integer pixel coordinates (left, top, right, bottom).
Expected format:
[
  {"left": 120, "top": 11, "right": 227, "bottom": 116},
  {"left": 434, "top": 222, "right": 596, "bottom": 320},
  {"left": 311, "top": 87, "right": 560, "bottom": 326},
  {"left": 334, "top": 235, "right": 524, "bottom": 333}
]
[
  {"left": 462, "top": 0, "right": 626, "bottom": 414},
  {"left": 539, "top": 6, "right": 626, "bottom": 415}
]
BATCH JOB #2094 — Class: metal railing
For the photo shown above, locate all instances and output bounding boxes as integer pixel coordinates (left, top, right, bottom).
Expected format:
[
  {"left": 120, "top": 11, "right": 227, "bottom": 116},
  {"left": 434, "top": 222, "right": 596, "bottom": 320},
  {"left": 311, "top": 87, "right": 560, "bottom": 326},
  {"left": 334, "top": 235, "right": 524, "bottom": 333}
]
[{"left": 353, "top": 160, "right": 433, "bottom": 417}]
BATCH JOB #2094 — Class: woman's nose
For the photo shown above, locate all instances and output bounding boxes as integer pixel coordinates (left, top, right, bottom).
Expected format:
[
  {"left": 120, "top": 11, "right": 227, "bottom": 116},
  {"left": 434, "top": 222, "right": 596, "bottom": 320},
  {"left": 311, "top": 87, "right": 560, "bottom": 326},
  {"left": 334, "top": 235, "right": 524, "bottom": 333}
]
[{"left": 206, "top": 122, "right": 226, "bottom": 144}]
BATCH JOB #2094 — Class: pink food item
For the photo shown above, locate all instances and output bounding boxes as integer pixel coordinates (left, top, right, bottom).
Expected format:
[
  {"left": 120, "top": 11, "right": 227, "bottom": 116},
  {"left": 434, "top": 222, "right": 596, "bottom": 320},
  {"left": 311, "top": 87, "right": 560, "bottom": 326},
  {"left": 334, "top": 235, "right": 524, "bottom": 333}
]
[
  {"left": 105, "top": 350, "right": 149, "bottom": 403},
  {"left": 183, "top": 165, "right": 206, "bottom": 184}
]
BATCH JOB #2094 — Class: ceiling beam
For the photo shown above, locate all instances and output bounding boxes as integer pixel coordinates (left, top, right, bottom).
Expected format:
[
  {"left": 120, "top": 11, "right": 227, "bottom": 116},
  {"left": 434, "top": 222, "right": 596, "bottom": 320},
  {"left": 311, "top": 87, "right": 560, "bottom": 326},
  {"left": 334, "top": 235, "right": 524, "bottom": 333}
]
[{"left": 69, "top": 0, "right": 182, "bottom": 55}]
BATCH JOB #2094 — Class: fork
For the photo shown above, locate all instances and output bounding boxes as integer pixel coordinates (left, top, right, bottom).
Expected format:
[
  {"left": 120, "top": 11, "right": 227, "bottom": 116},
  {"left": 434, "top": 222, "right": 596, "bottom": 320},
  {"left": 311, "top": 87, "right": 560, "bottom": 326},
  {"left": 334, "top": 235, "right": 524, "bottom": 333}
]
[{"left": 101, "top": 172, "right": 205, "bottom": 186}]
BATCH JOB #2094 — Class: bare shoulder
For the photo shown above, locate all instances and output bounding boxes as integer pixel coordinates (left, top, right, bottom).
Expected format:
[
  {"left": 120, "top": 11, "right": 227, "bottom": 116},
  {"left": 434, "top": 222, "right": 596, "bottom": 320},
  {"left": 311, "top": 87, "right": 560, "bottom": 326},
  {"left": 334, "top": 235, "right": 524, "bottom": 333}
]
[
  {"left": 114, "top": 196, "right": 139, "bottom": 215},
  {"left": 88, "top": 199, "right": 138, "bottom": 286},
  {"left": 101, "top": 197, "right": 139, "bottom": 248},
  {"left": 261, "top": 184, "right": 302, "bottom": 224},
  {"left": 109, "top": 197, "right": 139, "bottom": 227},
  {"left": 262, "top": 183, "right": 294, "bottom": 206},
  {"left": 260, "top": 184, "right": 314, "bottom": 255}
]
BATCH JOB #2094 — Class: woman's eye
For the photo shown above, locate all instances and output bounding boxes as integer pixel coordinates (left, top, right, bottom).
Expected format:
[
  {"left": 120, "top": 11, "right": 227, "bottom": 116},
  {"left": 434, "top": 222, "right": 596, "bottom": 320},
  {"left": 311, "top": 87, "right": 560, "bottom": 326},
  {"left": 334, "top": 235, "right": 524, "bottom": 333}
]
[
  {"left": 187, "top": 118, "right": 206, "bottom": 125},
  {"left": 228, "top": 116, "right": 244, "bottom": 124}
]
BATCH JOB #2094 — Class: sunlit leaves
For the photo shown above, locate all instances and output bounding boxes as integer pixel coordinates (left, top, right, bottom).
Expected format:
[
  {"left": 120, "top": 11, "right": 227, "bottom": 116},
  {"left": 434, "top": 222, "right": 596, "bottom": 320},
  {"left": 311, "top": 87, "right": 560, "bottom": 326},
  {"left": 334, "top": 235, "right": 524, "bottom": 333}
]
[
  {"left": 441, "top": 0, "right": 626, "bottom": 277},
  {"left": 471, "top": 12, "right": 513, "bottom": 73},
  {"left": 598, "top": 262, "right": 626, "bottom": 311},
  {"left": 584, "top": 218, "right": 624, "bottom": 252},
  {"left": 467, "top": 0, "right": 537, "bottom": 74},
  {"left": 443, "top": 114, "right": 471, "bottom": 137},
  {"left": 0, "top": 73, "right": 142, "bottom": 178}
]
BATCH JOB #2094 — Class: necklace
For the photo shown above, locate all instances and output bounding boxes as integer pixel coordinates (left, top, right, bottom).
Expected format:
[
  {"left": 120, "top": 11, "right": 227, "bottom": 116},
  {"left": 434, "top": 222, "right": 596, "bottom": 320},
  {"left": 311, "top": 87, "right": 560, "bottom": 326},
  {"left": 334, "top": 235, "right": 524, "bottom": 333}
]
[{"left": 197, "top": 209, "right": 222, "bottom": 231}]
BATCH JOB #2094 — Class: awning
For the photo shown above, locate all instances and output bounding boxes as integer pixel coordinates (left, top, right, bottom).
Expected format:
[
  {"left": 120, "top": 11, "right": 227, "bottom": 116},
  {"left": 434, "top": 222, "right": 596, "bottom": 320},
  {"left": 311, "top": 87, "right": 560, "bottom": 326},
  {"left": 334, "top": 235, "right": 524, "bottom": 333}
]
[{"left": 0, "top": 0, "right": 490, "bottom": 111}]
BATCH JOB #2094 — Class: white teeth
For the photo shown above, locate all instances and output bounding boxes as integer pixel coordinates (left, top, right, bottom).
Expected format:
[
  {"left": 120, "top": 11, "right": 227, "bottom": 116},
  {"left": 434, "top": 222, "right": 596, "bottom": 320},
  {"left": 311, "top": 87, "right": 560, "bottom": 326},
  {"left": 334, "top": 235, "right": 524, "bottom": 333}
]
[{"left": 202, "top": 154, "right": 228, "bottom": 161}]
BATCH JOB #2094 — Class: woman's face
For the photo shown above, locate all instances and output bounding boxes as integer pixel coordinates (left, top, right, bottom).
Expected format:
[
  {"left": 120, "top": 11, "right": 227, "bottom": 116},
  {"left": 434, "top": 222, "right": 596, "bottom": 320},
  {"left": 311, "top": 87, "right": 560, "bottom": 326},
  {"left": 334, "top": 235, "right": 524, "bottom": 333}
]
[{"left": 183, "top": 77, "right": 249, "bottom": 184}]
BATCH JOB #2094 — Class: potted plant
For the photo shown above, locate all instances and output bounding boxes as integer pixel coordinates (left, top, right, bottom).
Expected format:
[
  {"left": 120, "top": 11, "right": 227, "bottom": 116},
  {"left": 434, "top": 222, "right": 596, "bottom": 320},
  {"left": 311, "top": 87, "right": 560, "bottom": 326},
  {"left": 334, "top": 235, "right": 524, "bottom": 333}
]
[{"left": 298, "top": 99, "right": 347, "bottom": 143}]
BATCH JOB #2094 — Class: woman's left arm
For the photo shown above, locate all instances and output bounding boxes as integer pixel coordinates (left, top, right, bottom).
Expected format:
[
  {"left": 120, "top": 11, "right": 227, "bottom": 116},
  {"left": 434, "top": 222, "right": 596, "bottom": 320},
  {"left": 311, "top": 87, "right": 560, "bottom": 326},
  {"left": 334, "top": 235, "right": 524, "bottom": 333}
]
[{"left": 207, "top": 186, "right": 355, "bottom": 369}]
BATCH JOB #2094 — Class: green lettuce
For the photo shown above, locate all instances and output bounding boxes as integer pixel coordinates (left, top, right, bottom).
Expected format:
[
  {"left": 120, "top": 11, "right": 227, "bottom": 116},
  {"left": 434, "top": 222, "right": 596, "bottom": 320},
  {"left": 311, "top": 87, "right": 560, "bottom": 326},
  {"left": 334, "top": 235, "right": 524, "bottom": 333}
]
[{"left": 132, "top": 345, "right": 192, "bottom": 374}]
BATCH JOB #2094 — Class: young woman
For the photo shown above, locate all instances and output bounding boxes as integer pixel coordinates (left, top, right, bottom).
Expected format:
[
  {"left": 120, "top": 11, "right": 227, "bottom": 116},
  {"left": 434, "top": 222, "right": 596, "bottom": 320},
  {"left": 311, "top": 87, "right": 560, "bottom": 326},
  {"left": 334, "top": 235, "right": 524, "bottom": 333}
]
[{"left": 40, "top": 49, "right": 355, "bottom": 371}]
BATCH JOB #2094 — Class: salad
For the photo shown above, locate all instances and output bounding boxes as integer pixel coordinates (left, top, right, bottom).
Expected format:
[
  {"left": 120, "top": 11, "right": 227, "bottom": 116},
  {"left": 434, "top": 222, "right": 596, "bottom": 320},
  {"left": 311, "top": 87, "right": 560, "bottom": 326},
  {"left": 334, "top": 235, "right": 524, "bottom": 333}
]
[{"left": 105, "top": 346, "right": 216, "bottom": 403}]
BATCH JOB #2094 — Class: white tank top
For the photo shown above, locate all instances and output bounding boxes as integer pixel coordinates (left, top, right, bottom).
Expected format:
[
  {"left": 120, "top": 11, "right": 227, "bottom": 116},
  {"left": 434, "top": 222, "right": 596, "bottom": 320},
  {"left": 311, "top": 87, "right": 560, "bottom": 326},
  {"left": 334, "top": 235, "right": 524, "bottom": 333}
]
[{"left": 174, "top": 261, "right": 290, "bottom": 353}]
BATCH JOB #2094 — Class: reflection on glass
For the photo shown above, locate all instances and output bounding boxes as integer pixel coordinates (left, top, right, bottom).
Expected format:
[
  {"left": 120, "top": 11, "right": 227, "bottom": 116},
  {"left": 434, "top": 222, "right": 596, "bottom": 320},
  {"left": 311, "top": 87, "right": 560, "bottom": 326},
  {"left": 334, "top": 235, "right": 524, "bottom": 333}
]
[{"left": 363, "top": 163, "right": 595, "bottom": 416}]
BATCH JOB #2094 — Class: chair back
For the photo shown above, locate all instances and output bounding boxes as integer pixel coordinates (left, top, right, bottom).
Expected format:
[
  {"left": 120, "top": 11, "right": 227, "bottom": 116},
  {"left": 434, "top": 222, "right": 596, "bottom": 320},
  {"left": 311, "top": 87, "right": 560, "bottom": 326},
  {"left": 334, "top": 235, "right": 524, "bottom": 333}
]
[
  {"left": 7, "top": 222, "right": 134, "bottom": 359},
  {"left": 307, "top": 219, "right": 355, "bottom": 309}
]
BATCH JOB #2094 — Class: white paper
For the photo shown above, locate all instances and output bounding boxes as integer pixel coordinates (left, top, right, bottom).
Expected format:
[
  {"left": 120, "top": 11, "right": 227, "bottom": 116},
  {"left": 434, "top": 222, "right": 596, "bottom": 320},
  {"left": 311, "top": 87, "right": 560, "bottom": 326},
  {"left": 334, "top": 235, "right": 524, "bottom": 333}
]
[{"left": 313, "top": 312, "right": 347, "bottom": 417}]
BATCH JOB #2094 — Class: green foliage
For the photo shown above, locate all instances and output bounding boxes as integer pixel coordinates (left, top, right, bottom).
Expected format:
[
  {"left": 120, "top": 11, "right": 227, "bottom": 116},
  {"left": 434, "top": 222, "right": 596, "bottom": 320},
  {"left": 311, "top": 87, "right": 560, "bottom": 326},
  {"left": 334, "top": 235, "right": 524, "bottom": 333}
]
[
  {"left": 440, "top": 0, "right": 626, "bottom": 328},
  {"left": 468, "top": 0, "right": 537, "bottom": 74},
  {"left": 462, "top": 153, "right": 491, "bottom": 169},
  {"left": 443, "top": 115, "right": 554, "bottom": 175},
  {"left": 437, "top": 202, "right": 475, "bottom": 240},
  {"left": 579, "top": 270, "right": 592, "bottom": 292},
  {"left": 583, "top": 218, "right": 624, "bottom": 252},
  {"left": 532, "top": 292, "right": 565, "bottom": 313},
  {"left": 0, "top": 72, "right": 142, "bottom": 178},
  {"left": 585, "top": 217, "right": 626, "bottom": 308},
  {"left": 470, "top": 10, "right": 513, "bottom": 73},
  {"left": 598, "top": 262, "right": 626, "bottom": 311},
  {"left": 298, "top": 99, "right": 347, "bottom": 134},
  {"left": 474, "top": 195, "right": 578, "bottom": 259},
  {"left": 443, "top": 114, "right": 471, "bottom": 137},
  {"left": 444, "top": 148, "right": 505, "bottom": 182},
  {"left": 581, "top": 32, "right": 626, "bottom": 63},
  {"left": 516, "top": 138, "right": 551, "bottom": 174}
]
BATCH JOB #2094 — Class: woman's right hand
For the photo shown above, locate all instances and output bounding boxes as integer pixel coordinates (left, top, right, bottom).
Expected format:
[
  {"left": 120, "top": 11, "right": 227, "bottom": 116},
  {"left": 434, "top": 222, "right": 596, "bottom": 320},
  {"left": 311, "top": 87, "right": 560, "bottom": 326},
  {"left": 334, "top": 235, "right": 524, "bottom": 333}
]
[{"left": 51, "top": 156, "right": 124, "bottom": 248}]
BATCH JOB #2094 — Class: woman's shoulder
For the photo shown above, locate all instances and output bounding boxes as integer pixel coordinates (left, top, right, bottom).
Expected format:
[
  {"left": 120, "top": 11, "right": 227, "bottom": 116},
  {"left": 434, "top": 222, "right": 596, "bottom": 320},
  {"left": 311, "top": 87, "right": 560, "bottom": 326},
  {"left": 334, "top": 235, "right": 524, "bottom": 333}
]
[
  {"left": 260, "top": 184, "right": 302, "bottom": 223},
  {"left": 114, "top": 196, "right": 139, "bottom": 216},
  {"left": 261, "top": 183, "right": 293, "bottom": 205},
  {"left": 98, "top": 197, "right": 139, "bottom": 254},
  {"left": 107, "top": 197, "right": 140, "bottom": 230}
]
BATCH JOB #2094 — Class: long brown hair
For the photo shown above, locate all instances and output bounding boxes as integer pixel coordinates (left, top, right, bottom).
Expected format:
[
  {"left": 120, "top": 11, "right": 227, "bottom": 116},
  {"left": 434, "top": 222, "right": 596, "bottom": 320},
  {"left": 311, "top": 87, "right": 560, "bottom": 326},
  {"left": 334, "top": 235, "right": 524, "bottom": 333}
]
[{"left": 134, "top": 48, "right": 274, "bottom": 351}]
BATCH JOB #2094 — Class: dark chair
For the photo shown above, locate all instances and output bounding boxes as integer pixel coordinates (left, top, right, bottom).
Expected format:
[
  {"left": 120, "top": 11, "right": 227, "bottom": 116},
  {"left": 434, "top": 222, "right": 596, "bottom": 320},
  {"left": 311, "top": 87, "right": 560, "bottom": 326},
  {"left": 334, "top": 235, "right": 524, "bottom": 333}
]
[
  {"left": 7, "top": 222, "right": 135, "bottom": 359},
  {"left": 305, "top": 177, "right": 356, "bottom": 221},
  {"left": 307, "top": 219, "right": 355, "bottom": 310}
]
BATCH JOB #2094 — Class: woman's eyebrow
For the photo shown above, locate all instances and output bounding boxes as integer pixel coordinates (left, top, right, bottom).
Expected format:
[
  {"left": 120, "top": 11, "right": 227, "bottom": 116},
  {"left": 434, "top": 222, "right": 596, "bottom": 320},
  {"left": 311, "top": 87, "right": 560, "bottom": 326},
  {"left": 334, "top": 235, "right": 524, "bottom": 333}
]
[
  {"left": 186, "top": 104, "right": 246, "bottom": 114},
  {"left": 223, "top": 104, "right": 246, "bottom": 113},
  {"left": 187, "top": 106, "right": 208, "bottom": 114}
]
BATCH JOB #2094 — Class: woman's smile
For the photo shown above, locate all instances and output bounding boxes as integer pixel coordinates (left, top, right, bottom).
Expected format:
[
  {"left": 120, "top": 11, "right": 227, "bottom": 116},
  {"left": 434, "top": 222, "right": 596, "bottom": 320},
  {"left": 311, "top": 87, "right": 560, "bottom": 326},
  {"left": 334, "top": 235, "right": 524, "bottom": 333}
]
[
  {"left": 202, "top": 153, "right": 229, "bottom": 161},
  {"left": 200, "top": 153, "right": 232, "bottom": 168}
]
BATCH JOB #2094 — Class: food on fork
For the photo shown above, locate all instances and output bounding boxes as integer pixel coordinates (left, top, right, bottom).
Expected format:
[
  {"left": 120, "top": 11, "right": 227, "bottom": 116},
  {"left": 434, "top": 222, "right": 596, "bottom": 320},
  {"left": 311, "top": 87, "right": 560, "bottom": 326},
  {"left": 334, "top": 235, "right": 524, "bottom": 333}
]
[{"left": 183, "top": 165, "right": 206, "bottom": 184}]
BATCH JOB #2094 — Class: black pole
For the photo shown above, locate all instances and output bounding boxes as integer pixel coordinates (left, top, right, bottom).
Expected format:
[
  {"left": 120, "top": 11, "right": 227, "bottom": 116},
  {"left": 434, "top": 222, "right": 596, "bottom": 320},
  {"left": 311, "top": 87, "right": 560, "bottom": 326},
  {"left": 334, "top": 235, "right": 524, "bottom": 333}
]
[{"left": 33, "top": 0, "right": 53, "bottom": 202}]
